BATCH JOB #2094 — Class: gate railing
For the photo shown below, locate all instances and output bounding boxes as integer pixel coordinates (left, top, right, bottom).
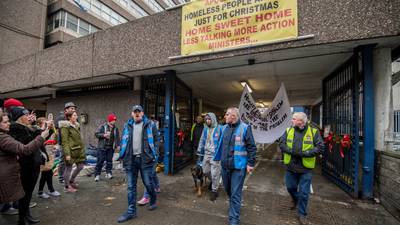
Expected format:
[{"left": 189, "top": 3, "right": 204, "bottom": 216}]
[{"left": 322, "top": 55, "right": 362, "bottom": 197}]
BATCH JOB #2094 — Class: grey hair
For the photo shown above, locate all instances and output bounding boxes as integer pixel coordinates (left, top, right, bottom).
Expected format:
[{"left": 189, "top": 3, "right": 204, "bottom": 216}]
[
  {"left": 292, "top": 112, "right": 308, "bottom": 123},
  {"left": 227, "top": 107, "right": 240, "bottom": 117}
]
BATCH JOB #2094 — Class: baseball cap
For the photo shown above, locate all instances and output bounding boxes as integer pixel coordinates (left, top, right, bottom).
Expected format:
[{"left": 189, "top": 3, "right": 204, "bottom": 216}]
[
  {"left": 107, "top": 113, "right": 117, "bottom": 122},
  {"left": 132, "top": 105, "right": 143, "bottom": 112},
  {"left": 64, "top": 102, "right": 77, "bottom": 109}
]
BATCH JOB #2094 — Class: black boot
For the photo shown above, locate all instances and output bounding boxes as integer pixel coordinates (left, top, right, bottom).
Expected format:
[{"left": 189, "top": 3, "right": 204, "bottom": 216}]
[
  {"left": 209, "top": 191, "right": 218, "bottom": 201},
  {"left": 18, "top": 218, "right": 30, "bottom": 225},
  {"left": 26, "top": 210, "right": 40, "bottom": 224}
]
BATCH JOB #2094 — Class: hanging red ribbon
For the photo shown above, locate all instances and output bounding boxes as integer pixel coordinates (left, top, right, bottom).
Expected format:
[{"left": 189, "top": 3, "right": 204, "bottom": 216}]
[
  {"left": 177, "top": 129, "right": 185, "bottom": 147},
  {"left": 339, "top": 134, "right": 351, "bottom": 158},
  {"left": 324, "top": 132, "right": 335, "bottom": 153}
]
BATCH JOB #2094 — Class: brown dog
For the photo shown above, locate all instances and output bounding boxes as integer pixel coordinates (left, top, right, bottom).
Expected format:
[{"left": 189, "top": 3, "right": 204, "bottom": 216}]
[{"left": 191, "top": 165, "right": 208, "bottom": 197}]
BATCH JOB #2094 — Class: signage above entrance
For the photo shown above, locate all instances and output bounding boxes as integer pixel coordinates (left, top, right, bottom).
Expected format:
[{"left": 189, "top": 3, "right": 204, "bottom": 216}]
[{"left": 181, "top": 0, "right": 298, "bottom": 56}]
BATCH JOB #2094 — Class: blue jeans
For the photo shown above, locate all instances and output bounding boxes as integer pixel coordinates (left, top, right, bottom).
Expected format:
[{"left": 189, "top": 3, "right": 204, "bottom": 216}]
[
  {"left": 285, "top": 170, "right": 313, "bottom": 217},
  {"left": 125, "top": 156, "right": 157, "bottom": 216},
  {"left": 221, "top": 167, "right": 246, "bottom": 225},
  {"left": 143, "top": 164, "right": 160, "bottom": 198},
  {"left": 95, "top": 148, "right": 114, "bottom": 175}
]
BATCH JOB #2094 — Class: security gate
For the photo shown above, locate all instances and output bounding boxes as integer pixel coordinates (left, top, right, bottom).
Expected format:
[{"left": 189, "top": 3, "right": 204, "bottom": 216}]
[{"left": 322, "top": 55, "right": 363, "bottom": 198}]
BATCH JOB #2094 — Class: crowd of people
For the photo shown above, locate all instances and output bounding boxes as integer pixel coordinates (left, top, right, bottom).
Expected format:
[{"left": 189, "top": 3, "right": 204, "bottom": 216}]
[{"left": 0, "top": 97, "right": 323, "bottom": 225}]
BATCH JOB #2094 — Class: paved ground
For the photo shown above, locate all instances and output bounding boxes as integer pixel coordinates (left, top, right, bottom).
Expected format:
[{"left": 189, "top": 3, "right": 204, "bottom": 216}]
[{"left": 1, "top": 144, "right": 399, "bottom": 225}]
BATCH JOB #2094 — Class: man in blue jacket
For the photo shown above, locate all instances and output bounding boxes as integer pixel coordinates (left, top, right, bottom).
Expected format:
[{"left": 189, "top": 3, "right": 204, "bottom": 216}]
[
  {"left": 117, "top": 105, "right": 159, "bottom": 223},
  {"left": 214, "top": 107, "right": 257, "bottom": 225}
]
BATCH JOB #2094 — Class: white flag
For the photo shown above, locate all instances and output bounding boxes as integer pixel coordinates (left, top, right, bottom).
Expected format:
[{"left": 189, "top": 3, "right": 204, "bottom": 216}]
[{"left": 239, "top": 83, "right": 292, "bottom": 143}]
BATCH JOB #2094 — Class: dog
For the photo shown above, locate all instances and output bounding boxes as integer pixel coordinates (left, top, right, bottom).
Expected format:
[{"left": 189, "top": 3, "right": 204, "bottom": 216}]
[{"left": 191, "top": 164, "right": 207, "bottom": 197}]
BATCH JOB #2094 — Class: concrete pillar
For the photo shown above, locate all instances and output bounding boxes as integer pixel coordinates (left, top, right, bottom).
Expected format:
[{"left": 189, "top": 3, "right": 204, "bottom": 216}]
[
  {"left": 198, "top": 98, "right": 203, "bottom": 115},
  {"left": 374, "top": 48, "right": 393, "bottom": 151},
  {"left": 133, "top": 76, "right": 141, "bottom": 91}
]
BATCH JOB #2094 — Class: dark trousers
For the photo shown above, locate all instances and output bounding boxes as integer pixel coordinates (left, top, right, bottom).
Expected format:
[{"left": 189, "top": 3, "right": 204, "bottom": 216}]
[
  {"left": 38, "top": 170, "right": 55, "bottom": 194},
  {"left": 58, "top": 149, "right": 65, "bottom": 182},
  {"left": 221, "top": 167, "right": 247, "bottom": 225},
  {"left": 95, "top": 148, "right": 114, "bottom": 176},
  {"left": 125, "top": 156, "right": 156, "bottom": 216},
  {"left": 19, "top": 165, "right": 40, "bottom": 221},
  {"left": 285, "top": 170, "right": 313, "bottom": 217}
]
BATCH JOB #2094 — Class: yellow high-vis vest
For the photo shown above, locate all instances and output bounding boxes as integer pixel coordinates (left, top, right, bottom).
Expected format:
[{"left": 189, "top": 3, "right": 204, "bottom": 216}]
[{"left": 284, "top": 126, "right": 318, "bottom": 169}]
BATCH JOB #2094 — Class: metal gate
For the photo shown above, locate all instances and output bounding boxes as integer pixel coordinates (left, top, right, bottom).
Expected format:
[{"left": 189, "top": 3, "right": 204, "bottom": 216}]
[{"left": 322, "top": 55, "right": 363, "bottom": 198}]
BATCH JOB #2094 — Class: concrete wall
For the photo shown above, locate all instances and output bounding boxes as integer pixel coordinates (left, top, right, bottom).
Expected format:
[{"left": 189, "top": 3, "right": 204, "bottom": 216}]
[
  {"left": 1, "top": 0, "right": 399, "bottom": 92},
  {"left": 0, "top": 0, "right": 47, "bottom": 65},
  {"left": 375, "top": 151, "right": 400, "bottom": 221},
  {"left": 394, "top": 82, "right": 400, "bottom": 111},
  {"left": 46, "top": 89, "right": 140, "bottom": 147}
]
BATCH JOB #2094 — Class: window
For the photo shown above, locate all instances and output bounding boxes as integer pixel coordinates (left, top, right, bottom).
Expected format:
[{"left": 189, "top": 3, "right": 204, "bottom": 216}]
[
  {"left": 46, "top": 10, "right": 99, "bottom": 37},
  {"left": 90, "top": 25, "right": 98, "bottom": 33},
  {"left": 114, "top": 0, "right": 148, "bottom": 18},
  {"left": 79, "top": 20, "right": 90, "bottom": 35},
  {"left": 66, "top": 13, "right": 78, "bottom": 32},
  {"left": 142, "top": 0, "right": 164, "bottom": 12},
  {"left": 163, "top": 0, "right": 175, "bottom": 8},
  {"left": 91, "top": 0, "right": 101, "bottom": 15}
]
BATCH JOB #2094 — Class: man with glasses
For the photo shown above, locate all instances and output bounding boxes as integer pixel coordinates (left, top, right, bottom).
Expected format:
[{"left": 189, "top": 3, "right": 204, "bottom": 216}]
[{"left": 117, "top": 105, "right": 159, "bottom": 223}]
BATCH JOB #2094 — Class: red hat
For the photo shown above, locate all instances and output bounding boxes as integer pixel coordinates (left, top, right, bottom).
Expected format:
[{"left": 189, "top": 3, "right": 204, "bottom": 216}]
[
  {"left": 107, "top": 113, "right": 117, "bottom": 122},
  {"left": 4, "top": 98, "right": 24, "bottom": 109}
]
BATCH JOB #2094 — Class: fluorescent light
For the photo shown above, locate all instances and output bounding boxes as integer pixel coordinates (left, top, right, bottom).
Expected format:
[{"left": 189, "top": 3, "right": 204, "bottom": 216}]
[{"left": 240, "top": 81, "right": 253, "bottom": 93}]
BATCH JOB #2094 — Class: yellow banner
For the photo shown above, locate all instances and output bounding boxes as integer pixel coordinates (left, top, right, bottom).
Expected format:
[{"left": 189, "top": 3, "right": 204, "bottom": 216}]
[{"left": 181, "top": 0, "right": 298, "bottom": 56}]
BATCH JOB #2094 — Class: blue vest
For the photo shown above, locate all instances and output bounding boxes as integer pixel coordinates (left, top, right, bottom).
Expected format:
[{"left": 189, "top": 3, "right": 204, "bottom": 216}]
[
  {"left": 214, "top": 122, "right": 249, "bottom": 169},
  {"left": 198, "top": 125, "right": 222, "bottom": 157}
]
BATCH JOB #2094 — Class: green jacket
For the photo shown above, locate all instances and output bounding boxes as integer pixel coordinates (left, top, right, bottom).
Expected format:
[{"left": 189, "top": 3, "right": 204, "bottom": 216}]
[{"left": 60, "top": 121, "right": 85, "bottom": 165}]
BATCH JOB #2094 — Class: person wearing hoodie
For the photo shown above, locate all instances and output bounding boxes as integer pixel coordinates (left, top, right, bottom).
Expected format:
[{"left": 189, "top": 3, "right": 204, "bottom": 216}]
[
  {"left": 197, "top": 112, "right": 223, "bottom": 201},
  {"left": 59, "top": 111, "right": 85, "bottom": 193},
  {"left": 117, "top": 105, "right": 159, "bottom": 223}
]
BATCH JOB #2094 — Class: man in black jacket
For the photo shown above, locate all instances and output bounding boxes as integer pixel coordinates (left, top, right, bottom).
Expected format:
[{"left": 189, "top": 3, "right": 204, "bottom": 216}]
[
  {"left": 191, "top": 116, "right": 204, "bottom": 155},
  {"left": 94, "top": 113, "right": 120, "bottom": 181},
  {"left": 279, "top": 112, "right": 324, "bottom": 225}
]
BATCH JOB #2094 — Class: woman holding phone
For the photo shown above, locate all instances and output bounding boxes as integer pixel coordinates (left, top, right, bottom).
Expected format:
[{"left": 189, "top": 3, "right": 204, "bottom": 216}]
[
  {"left": 60, "top": 111, "right": 85, "bottom": 193},
  {"left": 1, "top": 112, "right": 50, "bottom": 225}
]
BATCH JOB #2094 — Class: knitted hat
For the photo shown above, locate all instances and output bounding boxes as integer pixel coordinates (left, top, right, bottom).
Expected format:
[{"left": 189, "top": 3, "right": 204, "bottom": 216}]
[
  {"left": 107, "top": 113, "right": 117, "bottom": 122},
  {"left": 10, "top": 107, "right": 29, "bottom": 121},
  {"left": 4, "top": 98, "right": 24, "bottom": 110}
]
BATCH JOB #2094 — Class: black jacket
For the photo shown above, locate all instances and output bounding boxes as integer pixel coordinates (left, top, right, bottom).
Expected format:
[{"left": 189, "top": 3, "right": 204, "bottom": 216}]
[
  {"left": 279, "top": 125, "right": 324, "bottom": 173},
  {"left": 9, "top": 122, "right": 43, "bottom": 168},
  {"left": 220, "top": 120, "right": 257, "bottom": 169},
  {"left": 95, "top": 122, "right": 120, "bottom": 150}
]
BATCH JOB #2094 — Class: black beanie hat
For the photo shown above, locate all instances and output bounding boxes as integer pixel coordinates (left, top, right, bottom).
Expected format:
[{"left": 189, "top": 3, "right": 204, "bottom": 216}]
[{"left": 10, "top": 107, "right": 29, "bottom": 121}]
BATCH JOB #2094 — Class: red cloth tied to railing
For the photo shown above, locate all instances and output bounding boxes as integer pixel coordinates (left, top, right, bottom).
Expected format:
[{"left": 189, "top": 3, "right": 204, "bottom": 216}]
[{"left": 339, "top": 134, "right": 351, "bottom": 158}]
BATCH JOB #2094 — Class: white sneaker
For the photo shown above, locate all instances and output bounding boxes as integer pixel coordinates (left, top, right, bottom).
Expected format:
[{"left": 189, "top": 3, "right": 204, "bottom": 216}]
[
  {"left": 105, "top": 173, "right": 113, "bottom": 179},
  {"left": 49, "top": 191, "right": 61, "bottom": 197},
  {"left": 38, "top": 193, "right": 50, "bottom": 199},
  {"left": 94, "top": 175, "right": 100, "bottom": 182}
]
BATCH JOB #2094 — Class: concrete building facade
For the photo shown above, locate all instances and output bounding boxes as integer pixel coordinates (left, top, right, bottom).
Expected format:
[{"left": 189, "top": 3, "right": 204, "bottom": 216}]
[{"left": 0, "top": 0, "right": 400, "bottom": 220}]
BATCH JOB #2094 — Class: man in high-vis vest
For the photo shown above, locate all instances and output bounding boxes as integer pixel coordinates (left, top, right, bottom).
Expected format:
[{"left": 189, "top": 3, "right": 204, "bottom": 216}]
[
  {"left": 197, "top": 112, "right": 223, "bottom": 201},
  {"left": 279, "top": 112, "right": 324, "bottom": 225},
  {"left": 214, "top": 107, "right": 257, "bottom": 225},
  {"left": 117, "top": 105, "right": 159, "bottom": 223}
]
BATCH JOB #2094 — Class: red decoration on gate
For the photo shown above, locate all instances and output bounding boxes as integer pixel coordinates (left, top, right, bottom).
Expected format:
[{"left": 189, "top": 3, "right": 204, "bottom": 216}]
[
  {"left": 324, "top": 132, "right": 335, "bottom": 152},
  {"left": 339, "top": 134, "right": 351, "bottom": 158},
  {"left": 177, "top": 129, "right": 185, "bottom": 147}
]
